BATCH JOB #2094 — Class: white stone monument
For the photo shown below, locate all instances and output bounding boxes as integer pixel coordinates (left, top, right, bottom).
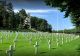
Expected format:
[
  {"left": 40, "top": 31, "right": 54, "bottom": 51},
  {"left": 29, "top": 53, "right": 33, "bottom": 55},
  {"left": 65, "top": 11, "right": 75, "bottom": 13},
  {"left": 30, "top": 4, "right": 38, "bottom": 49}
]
[
  {"left": 34, "top": 41, "right": 39, "bottom": 55},
  {"left": 6, "top": 45, "right": 14, "bottom": 56}
]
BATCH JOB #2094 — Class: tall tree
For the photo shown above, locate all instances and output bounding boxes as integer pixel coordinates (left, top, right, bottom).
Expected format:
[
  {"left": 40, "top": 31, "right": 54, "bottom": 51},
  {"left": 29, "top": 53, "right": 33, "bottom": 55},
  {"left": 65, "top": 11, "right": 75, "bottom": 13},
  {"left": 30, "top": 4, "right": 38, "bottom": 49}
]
[
  {"left": 18, "top": 9, "right": 28, "bottom": 29},
  {"left": 45, "top": 0, "right": 80, "bottom": 29},
  {"left": 0, "top": 1, "right": 7, "bottom": 27},
  {"left": 7, "top": 2, "right": 14, "bottom": 28},
  {"left": 31, "top": 16, "right": 52, "bottom": 32},
  {"left": 0, "top": 1, "right": 14, "bottom": 28}
]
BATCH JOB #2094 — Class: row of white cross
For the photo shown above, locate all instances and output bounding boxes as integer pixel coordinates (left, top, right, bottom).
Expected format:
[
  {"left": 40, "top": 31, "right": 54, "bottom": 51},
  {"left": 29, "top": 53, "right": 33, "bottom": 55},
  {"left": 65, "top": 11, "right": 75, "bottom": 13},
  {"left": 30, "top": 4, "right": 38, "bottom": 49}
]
[{"left": 0, "top": 32, "right": 80, "bottom": 56}]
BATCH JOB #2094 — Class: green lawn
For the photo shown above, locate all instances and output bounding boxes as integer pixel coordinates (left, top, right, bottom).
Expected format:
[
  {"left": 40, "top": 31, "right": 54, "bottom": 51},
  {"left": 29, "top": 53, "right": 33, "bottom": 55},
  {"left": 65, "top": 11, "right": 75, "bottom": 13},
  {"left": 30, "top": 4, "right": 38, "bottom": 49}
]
[{"left": 0, "top": 31, "right": 80, "bottom": 56}]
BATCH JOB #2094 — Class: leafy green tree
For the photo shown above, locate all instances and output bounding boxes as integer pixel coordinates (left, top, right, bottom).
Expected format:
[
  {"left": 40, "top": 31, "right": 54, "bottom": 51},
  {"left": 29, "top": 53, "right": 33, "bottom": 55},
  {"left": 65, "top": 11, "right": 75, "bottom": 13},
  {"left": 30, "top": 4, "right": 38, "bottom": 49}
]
[
  {"left": 31, "top": 16, "right": 52, "bottom": 32},
  {"left": 0, "top": 1, "right": 14, "bottom": 28},
  {"left": 18, "top": 9, "right": 28, "bottom": 29},
  {"left": 0, "top": 0, "right": 52, "bottom": 32},
  {"left": 47, "top": 24, "right": 52, "bottom": 32},
  {"left": 31, "top": 16, "right": 38, "bottom": 29},
  {"left": 0, "top": 1, "right": 7, "bottom": 28},
  {"left": 38, "top": 19, "right": 48, "bottom": 31},
  {"left": 45, "top": 0, "right": 80, "bottom": 30},
  {"left": 0, "top": 2, "right": 4, "bottom": 27},
  {"left": 7, "top": 3, "right": 14, "bottom": 28},
  {"left": 15, "top": 13, "right": 21, "bottom": 29}
]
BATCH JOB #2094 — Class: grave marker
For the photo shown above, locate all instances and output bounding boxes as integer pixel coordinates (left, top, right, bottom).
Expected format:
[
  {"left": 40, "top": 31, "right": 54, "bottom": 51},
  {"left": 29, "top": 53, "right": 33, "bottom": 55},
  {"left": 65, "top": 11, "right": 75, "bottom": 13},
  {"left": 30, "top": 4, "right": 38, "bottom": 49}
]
[
  {"left": 0, "top": 36, "right": 3, "bottom": 43},
  {"left": 48, "top": 40, "right": 51, "bottom": 50},
  {"left": 56, "top": 38, "right": 59, "bottom": 47},
  {"left": 61, "top": 37, "right": 63, "bottom": 45},
  {"left": 29, "top": 37, "right": 32, "bottom": 44},
  {"left": 6, "top": 45, "right": 15, "bottom": 56},
  {"left": 34, "top": 41, "right": 39, "bottom": 55}
]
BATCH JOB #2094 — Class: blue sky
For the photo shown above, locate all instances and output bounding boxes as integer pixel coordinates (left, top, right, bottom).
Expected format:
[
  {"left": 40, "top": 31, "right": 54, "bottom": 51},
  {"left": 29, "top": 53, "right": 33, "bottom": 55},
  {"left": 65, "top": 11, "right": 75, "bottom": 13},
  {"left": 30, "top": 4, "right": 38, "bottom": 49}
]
[{"left": 9, "top": 0, "right": 74, "bottom": 30}]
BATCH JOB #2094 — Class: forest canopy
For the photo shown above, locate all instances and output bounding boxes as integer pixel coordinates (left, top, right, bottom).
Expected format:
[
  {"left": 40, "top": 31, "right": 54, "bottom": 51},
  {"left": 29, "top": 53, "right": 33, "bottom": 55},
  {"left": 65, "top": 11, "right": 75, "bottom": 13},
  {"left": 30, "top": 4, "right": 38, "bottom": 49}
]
[{"left": 0, "top": 1, "right": 52, "bottom": 32}]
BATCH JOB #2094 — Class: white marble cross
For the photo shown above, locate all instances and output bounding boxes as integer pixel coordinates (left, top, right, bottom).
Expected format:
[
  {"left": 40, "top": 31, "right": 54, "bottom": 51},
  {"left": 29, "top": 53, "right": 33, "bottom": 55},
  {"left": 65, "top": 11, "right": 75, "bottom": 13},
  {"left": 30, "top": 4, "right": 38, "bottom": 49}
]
[
  {"left": 56, "top": 33, "right": 59, "bottom": 35},
  {"left": 6, "top": 45, "right": 15, "bottom": 56},
  {"left": 34, "top": 41, "right": 39, "bottom": 55},
  {"left": 0, "top": 36, "right": 3, "bottom": 43},
  {"left": 61, "top": 37, "right": 64, "bottom": 45},
  {"left": 13, "top": 43, "right": 16, "bottom": 50},
  {"left": 29, "top": 37, "right": 32, "bottom": 44},
  {"left": 76, "top": 35, "right": 79, "bottom": 39},
  {"left": 13, "top": 32, "right": 18, "bottom": 42},
  {"left": 48, "top": 40, "right": 51, "bottom": 50},
  {"left": 56, "top": 38, "right": 59, "bottom": 47},
  {"left": 66, "top": 37, "right": 68, "bottom": 43}
]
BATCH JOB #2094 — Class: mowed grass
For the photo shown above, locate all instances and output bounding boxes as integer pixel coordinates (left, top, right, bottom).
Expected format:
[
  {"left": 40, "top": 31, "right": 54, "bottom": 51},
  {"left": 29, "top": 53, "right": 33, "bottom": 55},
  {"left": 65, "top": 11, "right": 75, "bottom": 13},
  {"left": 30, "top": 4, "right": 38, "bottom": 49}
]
[{"left": 0, "top": 31, "right": 80, "bottom": 56}]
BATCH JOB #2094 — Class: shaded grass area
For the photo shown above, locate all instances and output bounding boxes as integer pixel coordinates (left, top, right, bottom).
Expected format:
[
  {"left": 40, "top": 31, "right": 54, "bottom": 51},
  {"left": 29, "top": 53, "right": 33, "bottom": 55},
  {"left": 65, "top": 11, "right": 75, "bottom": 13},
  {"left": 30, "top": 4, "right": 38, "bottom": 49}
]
[{"left": 51, "top": 38, "right": 80, "bottom": 56}]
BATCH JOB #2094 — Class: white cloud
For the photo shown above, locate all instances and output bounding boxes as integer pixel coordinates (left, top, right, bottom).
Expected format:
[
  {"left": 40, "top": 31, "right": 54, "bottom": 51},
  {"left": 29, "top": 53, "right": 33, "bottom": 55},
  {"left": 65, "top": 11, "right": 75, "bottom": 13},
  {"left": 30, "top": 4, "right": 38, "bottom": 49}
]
[
  {"left": 63, "top": 26, "right": 75, "bottom": 30},
  {"left": 14, "top": 9, "right": 19, "bottom": 13},
  {"left": 25, "top": 9, "right": 58, "bottom": 13},
  {"left": 14, "top": 9, "right": 58, "bottom": 13},
  {"left": 68, "top": 26, "right": 75, "bottom": 29}
]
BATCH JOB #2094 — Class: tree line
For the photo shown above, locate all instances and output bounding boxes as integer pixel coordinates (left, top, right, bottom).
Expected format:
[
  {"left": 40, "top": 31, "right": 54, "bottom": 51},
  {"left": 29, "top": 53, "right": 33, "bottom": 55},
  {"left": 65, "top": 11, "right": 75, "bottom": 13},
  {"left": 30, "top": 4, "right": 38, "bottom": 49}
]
[
  {"left": 31, "top": 16, "right": 52, "bottom": 32},
  {"left": 0, "top": 1, "right": 52, "bottom": 32}
]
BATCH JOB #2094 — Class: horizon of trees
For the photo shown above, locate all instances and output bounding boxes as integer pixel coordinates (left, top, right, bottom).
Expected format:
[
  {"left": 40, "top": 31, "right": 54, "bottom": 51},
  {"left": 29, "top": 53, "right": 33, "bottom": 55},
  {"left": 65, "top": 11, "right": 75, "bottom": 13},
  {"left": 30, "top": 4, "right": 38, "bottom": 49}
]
[
  {"left": 0, "top": 1, "right": 52, "bottom": 32},
  {"left": 31, "top": 16, "right": 52, "bottom": 32}
]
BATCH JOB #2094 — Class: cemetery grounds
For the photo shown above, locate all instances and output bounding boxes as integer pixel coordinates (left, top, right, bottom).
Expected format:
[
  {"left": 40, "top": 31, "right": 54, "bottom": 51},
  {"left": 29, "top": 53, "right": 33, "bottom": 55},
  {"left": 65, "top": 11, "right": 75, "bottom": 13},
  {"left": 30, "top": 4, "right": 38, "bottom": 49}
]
[{"left": 0, "top": 31, "right": 80, "bottom": 56}]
